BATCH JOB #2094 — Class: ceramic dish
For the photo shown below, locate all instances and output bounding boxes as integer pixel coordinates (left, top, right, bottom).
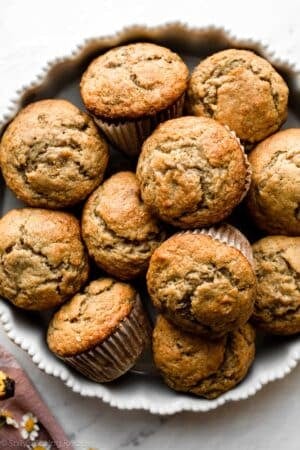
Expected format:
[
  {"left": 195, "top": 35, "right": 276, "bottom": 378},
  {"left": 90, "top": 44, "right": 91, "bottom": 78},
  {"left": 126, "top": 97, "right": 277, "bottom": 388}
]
[{"left": 1, "top": 24, "right": 300, "bottom": 414}]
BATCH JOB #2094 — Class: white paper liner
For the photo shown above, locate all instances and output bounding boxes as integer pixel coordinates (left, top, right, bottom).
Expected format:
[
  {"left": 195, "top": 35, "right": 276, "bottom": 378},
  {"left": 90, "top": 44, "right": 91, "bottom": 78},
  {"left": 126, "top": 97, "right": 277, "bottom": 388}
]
[
  {"left": 178, "top": 223, "right": 254, "bottom": 268},
  {"left": 93, "top": 94, "right": 185, "bottom": 157},
  {"left": 62, "top": 295, "right": 150, "bottom": 383}
]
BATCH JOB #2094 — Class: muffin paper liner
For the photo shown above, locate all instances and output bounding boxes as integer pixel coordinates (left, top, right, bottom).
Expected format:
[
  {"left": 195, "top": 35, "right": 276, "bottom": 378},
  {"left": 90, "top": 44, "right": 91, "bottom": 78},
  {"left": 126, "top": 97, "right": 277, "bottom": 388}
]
[
  {"left": 62, "top": 295, "right": 151, "bottom": 383},
  {"left": 224, "top": 125, "right": 252, "bottom": 201},
  {"left": 178, "top": 223, "right": 254, "bottom": 268},
  {"left": 93, "top": 94, "right": 185, "bottom": 157}
]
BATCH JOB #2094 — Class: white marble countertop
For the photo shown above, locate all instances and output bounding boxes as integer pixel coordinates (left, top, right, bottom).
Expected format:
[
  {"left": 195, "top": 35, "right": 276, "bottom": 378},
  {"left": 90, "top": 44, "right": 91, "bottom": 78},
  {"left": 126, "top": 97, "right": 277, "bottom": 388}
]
[{"left": 1, "top": 1, "right": 300, "bottom": 448}]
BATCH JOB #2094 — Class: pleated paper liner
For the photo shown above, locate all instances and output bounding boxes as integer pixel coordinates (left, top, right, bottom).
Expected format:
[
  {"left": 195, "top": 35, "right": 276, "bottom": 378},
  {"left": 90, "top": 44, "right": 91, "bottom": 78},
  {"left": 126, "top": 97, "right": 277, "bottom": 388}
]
[
  {"left": 93, "top": 94, "right": 185, "bottom": 157},
  {"left": 177, "top": 223, "right": 254, "bottom": 268},
  {"left": 62, "top": 295, "right": 151, "bottom": 383}
]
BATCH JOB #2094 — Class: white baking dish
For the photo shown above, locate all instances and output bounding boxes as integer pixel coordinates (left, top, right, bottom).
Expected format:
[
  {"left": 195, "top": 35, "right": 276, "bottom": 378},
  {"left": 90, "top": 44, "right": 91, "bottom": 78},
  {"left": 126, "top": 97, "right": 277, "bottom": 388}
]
[{"left": 0, "top": 24, "right": 300, "bottom": 414}]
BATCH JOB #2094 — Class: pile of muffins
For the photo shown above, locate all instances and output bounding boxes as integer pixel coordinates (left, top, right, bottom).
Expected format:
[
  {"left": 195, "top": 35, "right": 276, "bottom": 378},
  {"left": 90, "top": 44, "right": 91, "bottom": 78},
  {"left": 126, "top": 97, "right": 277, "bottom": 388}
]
[{"left": 0, "top": 42, "right": 299, "bottom": 400}]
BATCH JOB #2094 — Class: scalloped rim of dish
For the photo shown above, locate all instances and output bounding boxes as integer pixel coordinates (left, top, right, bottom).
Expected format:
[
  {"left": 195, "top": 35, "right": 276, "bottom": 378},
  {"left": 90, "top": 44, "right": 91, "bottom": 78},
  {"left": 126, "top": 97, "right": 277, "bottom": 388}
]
[{"left": 1, "top": 22, "right": 300, "bottom": 414}]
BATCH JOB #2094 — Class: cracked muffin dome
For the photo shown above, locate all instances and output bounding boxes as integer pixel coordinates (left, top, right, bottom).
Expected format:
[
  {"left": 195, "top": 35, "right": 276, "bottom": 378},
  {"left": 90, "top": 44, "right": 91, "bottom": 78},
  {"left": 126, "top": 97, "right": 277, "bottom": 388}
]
[
  {"left": 147, "top": 229, "right": 256, "bottom": 338},
  {"left": 80, "top": 43, "right": 189, "bottom": 156},
  {"left": 82, "top": 171, "right": 166, "bottom": 280},
  {"left": 80, "top": 42, "right": 189, "bottom": 120},
  {"left": 252, "top": 236, "right": 300, "bottom": 335},
  {"left": 153, "top": 315, "right": 255, "bottom": 399},
  {"left": 136, "top": 116, "right": 249, "bottom": 228},
  {"left": 246, "top": 129, "right": 300, "bottom": 235},
  {"left": 47, "top": 278, "right": 150, "bottom": 382},
  {"left": 0, "top": 208, "right": 89, "bottom": 311},
  {"left": 0, "top": 99, "right": 109, "bottom": 208},
  {"left": 187, "top": 49, "right": 288, "bottom": 144}
]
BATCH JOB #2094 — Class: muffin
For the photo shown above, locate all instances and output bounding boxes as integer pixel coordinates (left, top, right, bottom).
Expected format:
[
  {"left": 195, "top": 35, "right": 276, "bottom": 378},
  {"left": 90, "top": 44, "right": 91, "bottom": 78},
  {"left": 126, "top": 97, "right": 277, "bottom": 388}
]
[
  {"left": 0, "top": 208, "right": 89, "bottom": 311},
  {"left": 0, "top": 99, "right": 109, "bottom": 208},
  {"left": 252, "top": 236, "right": 300, "bottom": 335},
  {"left": 82, "top": 171, "right": 166, "bottom": 280},
  {"left": 0, "top": 370, "right": 15, "bottom": 400},
  {"left": 153, "top": 315, "right": 255, "bottom": 399},
  {"left": 80, "top": 43, "right": 189, "bottom": 156},
  {"left": 136, "top": 116, "right": 250, "bottom": 228},
  {"left": 47, "top": 278, "right": 150, "bottom": 382},
  {"left": 187, "top": 49, "right": 288, "bottom": 145},
  {"left": 147, "top": 224, "right": 256, "bottom": 338},
  {"left": 246, "top": 129, "right": 300, "bottom": 235}
]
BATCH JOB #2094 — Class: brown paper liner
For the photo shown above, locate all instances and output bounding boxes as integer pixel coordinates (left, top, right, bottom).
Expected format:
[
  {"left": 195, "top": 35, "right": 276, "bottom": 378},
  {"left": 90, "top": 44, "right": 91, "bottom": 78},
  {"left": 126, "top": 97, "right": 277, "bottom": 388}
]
[
  {"left": 93, "top": 94, "right": 185, "bottom": 157},
  {"left": 178, "top": 224, "right": 254, "bottom": 268},
  {"left": 62, "top": 295, "right": 151, "bottom": 383}
]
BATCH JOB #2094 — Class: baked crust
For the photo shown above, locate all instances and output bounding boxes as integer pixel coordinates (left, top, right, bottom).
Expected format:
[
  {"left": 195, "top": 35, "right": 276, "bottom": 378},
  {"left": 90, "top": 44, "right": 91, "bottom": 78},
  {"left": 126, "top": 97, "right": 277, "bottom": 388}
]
[
  {"left": 0, "top": 208, "right": 89, "bottom": 310},
  {"left": 252, "top": 236, "right": 300, "bottom": 334},
  {"left": 80, "top": 43, "right": 189, "bottom": 119},
  {"left": 0, "top": 99, "right": 109, "bottom": 208},
  {"left": 246, "top": 128, "right": 300, "bottom": 235},
  {"left": 187, "top": 49, "right": 288, "bottom": 144},
  {"left": 47, "top": 278, "right": 137, "bottom": 356},
  {"left": 137, "top": 116, "right": 248, "bottom": 228},
  {"left": 82, "top": 171, "right": 166, "bottom": 280},
  {"left": 147, "top": 232, "right": 256, "bottom": 337},
  {"left": 153, "top": 315, "right": 255, "bottom": 399}
]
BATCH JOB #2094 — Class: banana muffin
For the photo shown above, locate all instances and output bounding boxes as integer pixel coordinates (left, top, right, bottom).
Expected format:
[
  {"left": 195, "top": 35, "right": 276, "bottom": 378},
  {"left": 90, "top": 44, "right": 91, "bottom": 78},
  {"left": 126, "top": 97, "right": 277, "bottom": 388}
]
[
  {"left": 82, "top": 171, "right": 166, "bottom": 280},
  {"left": 153, "top": 315, "right": 255, "bottom": 399},
  {"left": 187, "top": 49, "right": 288, "bottom": 145},
  {"left": 0, "top": 99, "right": 109, "bottom": 208},
  {"left": 246, "top": 129, "right": 300, "bottom": 235},
  {"left": 147, "top": 225, "right": 256, "bottom": 338},
  {"left": 252, "top": 236, "right": 300, "bottom": 335},
  {"left": 80, "top": 43, "right": 189, "bottom": 156},
  {"left": 136, "top": 116, "right": 249, "bottom": 228},
  {"left": 0, "top": 208, "right": 89, "bottom": 311},
  {"left": 47, "top": 278, "right": 150, "bottom": 382}
]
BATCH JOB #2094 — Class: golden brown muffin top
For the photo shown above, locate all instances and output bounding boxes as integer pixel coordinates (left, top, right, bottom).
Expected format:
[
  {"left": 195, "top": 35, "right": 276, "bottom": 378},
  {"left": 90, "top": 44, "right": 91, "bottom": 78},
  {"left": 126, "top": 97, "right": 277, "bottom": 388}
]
[
  {"left": 187, "top": 49, "right": 288, "bottom": 143},
  {"left": 252, "top": 236, "right": 300, "bottom": 335},
  {"left": 82, "top": 171, "right": 166, "bottom": 280},
  {"left": 0, "top": 99, "right": 109, "bottom": 209},
  {"left": 47, "top": 278, "right": 137, "bottom": 357},
  {"left": 153, "top": 315, "right": 226, "bottom": 388},
  {"left": 88, "top": 171, "right": 164, "bottom": 240},
  {"left": 137, "top": 116, "right": 248, "bottom": 228},
  {"left": 147, "top": 231, "right": 256, "bottom": 337},
  {"left": 153, "top": 315, "right": 255, "bottom": 399},
  {"left": 0, "top": 208, "right": 89, "bottom": 311},
  {"left": 80, "top": 43, "right": 189, "bottom": 119},
  {"left": 246, "top": 128, "right": 300, "bottom": 235}
]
